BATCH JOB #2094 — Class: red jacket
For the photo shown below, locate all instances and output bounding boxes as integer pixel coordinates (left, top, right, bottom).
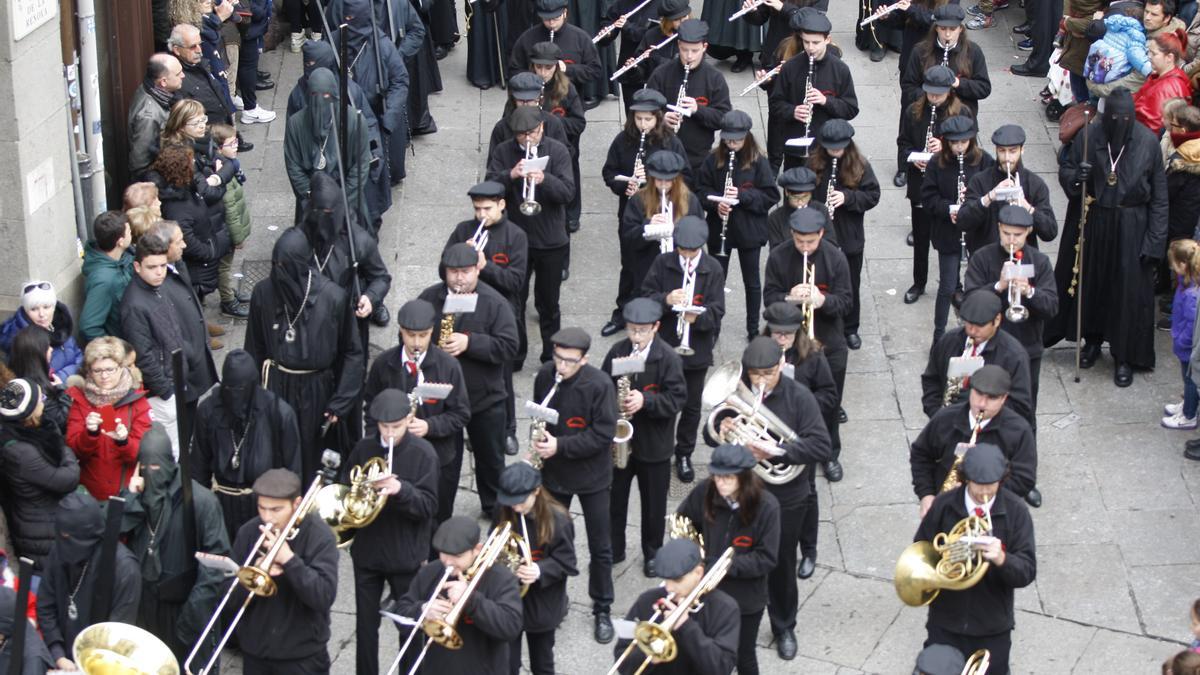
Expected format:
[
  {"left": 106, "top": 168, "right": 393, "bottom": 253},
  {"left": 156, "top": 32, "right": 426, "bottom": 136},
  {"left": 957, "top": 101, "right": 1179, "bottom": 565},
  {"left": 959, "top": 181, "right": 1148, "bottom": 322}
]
[
  {"left": 1134, "top": 67, "right": 1193, "bottom": 135},
  {"left": 65, "top": 386, "right": 152, "bottom": 500}
]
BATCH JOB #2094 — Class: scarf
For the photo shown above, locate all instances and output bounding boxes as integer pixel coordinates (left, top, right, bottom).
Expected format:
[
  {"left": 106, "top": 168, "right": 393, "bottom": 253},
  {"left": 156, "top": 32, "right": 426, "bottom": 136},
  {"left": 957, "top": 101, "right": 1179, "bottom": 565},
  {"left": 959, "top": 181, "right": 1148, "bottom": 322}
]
[
  {"left": 142, "top": 77, "right": 175, "bottom": 110},
  {"left": 82, "top": 368, "right": 134, "bottom": 408}
]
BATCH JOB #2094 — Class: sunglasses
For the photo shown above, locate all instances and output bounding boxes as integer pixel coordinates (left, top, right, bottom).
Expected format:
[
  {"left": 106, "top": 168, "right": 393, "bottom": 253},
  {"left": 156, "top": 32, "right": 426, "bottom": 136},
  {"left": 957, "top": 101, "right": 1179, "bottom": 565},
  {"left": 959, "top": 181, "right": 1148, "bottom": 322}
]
[{"left": 22, "top": 281, "right": 51, "bottom": 294}]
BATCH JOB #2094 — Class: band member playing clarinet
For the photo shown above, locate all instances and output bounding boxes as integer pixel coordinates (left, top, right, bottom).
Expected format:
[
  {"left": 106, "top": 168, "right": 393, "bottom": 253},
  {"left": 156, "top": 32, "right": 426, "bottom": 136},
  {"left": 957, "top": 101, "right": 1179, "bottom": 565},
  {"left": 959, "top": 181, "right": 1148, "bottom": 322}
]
[
  {"left": 495, "top": 462, "right": 579, "bottom": 675},
  {"left": 530, "top": 327, "right": 618, "bottom": 643},
  {"left": 957, "top": 125, "right": 1058, "bottom": 254},
  {"left": 509, "top": 0, "right": 604, "bottom": 97},
  {"left": 911, "top": 444, "right": 1036, "bottom": 675},
  {"left": 612, "top": 538, "right": 740, "bottom": 674},
  {"left": 602, "top": 298, "right": 687, "bottom": 572},
  {"left": 622, "top": 150, "right": 704, "bottom": 295},
  {"left": 488, "top": 72, "right": 573, "bottom": 159},
  {"left": 899, "top": 4, "right": 990, "bottom": 116}
]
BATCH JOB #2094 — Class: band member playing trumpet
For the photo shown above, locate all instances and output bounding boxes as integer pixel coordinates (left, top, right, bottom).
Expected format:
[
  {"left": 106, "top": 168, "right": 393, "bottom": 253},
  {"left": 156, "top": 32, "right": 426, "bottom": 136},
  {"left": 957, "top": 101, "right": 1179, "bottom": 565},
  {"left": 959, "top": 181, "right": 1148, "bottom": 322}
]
[
  {"left": 526, "top": 41, "right": 587, "bottom": 234},
  {"left": 346, "top": 389, "right": 439, "bottom": 675},
  {"left": 365, "top": 301, "right": 471, "bottom": 528},
  {"left": 910, "top": 365, "right": 1038, "bottom": 516},
  {"left": 531, "top": 327, "right": 619, "bottom": 643},
  {"left": 676, "top": 444, "right": 781, "bottom": 675},
  {"left": 601, "top": 298, "right": 687, "bottom": 571},
  {"left": 642, "top": 216, "right": 727, "bottom": 484},
  {"left": 495, "top": 462, "right": 579, "bottom": 675},
  {"left": 621, "top": 149, "right": 704, "bottom": 302},
  {"left": 230, "top": 469, "right": 339, "bottom": 674},
  {"left": 393, "top": 516, "right": 523, "bottom": 672},
  {"left": 957, "top": 124, "right": 1058, "bottom": 254},
  {"left": 486, "top": 107, "right": 576, "bottom": 366},
  {"left": 612, "top": 538, "right": 741, "bottom": 674},
  {"left": 912, "top": 443, "right": 1036, "bottom": 675}
]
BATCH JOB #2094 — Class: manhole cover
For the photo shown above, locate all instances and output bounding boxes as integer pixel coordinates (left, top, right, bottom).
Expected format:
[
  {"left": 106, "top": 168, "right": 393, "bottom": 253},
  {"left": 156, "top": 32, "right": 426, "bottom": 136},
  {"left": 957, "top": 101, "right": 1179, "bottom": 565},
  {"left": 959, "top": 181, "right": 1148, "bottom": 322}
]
[
  {"left": 239, "top": 259, "right": 272, "bottom": 290},
  {"left": 669, "top": 465, "right": 709, "bottom": 500}
]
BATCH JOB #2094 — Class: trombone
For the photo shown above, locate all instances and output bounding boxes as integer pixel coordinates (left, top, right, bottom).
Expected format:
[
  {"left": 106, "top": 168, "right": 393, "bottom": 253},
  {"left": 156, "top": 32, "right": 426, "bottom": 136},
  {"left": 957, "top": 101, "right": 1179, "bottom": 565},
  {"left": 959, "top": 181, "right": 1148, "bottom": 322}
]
[{"left": 519, "top": 142, "right": 542, "bottom": 216}]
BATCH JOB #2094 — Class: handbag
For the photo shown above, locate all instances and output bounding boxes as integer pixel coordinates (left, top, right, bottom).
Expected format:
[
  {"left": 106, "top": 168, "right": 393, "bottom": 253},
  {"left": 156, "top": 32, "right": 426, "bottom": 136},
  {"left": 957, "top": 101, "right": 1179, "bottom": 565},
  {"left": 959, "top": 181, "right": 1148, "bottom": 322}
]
[{"left": 1058, "top": 102, "right": 1098, "bottom": 144}]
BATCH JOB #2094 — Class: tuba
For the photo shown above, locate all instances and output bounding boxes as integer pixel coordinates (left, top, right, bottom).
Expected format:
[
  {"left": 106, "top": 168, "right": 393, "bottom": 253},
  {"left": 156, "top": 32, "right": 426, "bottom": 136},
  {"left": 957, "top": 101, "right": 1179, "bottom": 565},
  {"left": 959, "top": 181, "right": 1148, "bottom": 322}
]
[
  {"left": 894, "top": 514, "right": 991, "bottom": 607},
  {"left": 74, "top": 622, "right": 180, "bottom": 674},
  {"left": 612, "top": 375, "right": 635, "bottom": 469},
  {"left": 702, "top": 361, "right": 803, "bottom": 485},
  {"left": 315, "top": 455, "right": 391, "bottom": 548}
]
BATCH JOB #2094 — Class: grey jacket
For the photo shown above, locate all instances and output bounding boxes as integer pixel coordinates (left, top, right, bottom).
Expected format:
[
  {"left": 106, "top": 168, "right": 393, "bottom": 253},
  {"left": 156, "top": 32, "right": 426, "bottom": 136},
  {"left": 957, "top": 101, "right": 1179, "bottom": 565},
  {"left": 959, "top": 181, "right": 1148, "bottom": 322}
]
[{"left": 127, "top": 85, "right": 170, "bottom": 179}]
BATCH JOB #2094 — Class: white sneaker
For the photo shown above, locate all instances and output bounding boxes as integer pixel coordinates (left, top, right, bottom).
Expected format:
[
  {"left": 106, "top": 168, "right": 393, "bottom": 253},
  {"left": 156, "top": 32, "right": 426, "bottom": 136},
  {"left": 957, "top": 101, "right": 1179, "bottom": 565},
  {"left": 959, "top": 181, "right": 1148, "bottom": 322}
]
[
  {"left": 309, "top": 32, "right": 322, "bottom": 42},
  {"left": 1165, "top": 400, "right": 1184, "bottom": 416},
  {"left": 1162, "top": 412, "right": 1198, "bottom": 430},
  {"left": 231, "top": 94, "right": 244, "bottom": 111},
  {"left": 240, "top": 106, "right": 277, "bottom": 124},
  {"left": 290, "top": 32, "right": 303, "bottom": 53}
]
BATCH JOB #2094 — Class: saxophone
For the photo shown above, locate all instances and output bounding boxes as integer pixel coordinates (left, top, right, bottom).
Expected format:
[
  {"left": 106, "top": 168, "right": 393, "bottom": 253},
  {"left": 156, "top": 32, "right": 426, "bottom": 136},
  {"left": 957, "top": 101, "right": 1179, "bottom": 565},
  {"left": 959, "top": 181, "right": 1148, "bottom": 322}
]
[
  {"left": 942, "top": 338, "right": 975, "bottom": 407},
  {"left": 612, "top": 375, "right": 634, "bottom": 469},
  {"left": 826, "top": 156, "right": 839, "bottom": 219},
  {"left": 527, "top": 374, "right": 563, "bottom": 469},
  {"left": 437, "top": 312, "right": 456, "bottom": 350},
  {"left": 941, "top": 411, "right": 985, "bottom": 493}
]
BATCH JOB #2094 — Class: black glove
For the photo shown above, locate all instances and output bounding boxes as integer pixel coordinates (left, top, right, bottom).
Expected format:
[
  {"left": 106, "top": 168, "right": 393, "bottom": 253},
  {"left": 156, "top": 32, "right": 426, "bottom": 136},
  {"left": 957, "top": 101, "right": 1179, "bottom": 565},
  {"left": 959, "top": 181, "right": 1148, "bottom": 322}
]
[{"left": 1076, "top": 162, "right": 1092, "bottom": 185}]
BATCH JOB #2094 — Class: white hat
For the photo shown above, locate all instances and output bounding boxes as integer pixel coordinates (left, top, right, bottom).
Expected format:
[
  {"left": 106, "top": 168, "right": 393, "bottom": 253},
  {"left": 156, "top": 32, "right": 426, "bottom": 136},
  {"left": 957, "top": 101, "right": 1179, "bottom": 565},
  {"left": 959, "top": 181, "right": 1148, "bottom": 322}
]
[{"left": 20, "top": 281, "right": 55, "bottom": 313}]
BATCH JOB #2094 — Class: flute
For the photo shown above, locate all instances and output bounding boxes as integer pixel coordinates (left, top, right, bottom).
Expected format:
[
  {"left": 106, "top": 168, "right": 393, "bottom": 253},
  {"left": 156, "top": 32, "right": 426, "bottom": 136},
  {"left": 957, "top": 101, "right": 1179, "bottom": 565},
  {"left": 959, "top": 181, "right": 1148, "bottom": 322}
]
[
  {"left": 610, "top": 33, "right": 679, "bottom": 80},
  {"left": 728, "top": 0, "right": 766, "bottom": 21},
  {"left": 859, "top": 1, "right": 902, "bottom": 26},
  {"left": 740, "top": 62, "right": 782, "bottom": 95},
  {"left": 593, "top": 0, "right": 655, "bottom": 43}
]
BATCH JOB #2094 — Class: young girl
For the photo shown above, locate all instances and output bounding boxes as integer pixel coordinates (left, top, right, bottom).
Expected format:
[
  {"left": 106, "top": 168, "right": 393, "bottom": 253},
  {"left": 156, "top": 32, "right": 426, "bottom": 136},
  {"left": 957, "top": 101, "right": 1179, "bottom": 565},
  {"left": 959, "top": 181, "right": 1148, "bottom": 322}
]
[
  {"left": 619, "top": 150, "right": 704, "bottom": 293},
  {"left": 210, "top": 123, "right": 253, "bottom": 318},
  {"left": 527, "top": 41, "right": 586, "bottom": 233},
  {"left": 1163, "top": 239, "right": 1200, "bottom": 429},
  {"left": 494, "top": 462, "right": 577, "bottom": 675},
  {"left": 698, "top": 111, "right": 780, "bottom": 342}
]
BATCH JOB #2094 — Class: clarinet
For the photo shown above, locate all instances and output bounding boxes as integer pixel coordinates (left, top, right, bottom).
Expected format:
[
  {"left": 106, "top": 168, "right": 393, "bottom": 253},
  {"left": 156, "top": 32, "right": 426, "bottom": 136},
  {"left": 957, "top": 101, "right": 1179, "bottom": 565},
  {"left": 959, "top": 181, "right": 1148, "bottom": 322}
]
[
  {"left": 719, "top": 149, "right": 735, "bottom": 256},
  {"left": 549, "top": 28, "right": 555, "bottom": 43},
  {"left": 802, "top": 57, "right": 816, "bottom": 140},
  {"left": 826, "top": 156, "right": 838, "bottom": 219},
  {"left": 942, "top": 41, "right": 951, "bottom": 67},
  {"left": 676, "top": 63, "right": 692, "bottom": 108},
  {"left": 632, "top": 129, "right": 648, "bottom": 183},
  {"left": 921, "top": 103, "right": 937, "bottom": 174},
  {"left": 956, "top": 153, "right": 968, "bottom": 267}
]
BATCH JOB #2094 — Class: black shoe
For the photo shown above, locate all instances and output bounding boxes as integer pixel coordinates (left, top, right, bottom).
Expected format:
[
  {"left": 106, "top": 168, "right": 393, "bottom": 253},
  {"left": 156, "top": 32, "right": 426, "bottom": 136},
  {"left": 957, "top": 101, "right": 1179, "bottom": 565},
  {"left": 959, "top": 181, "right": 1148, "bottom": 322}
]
[
  {"left": 797, "top": 556, "right": 816, "bottom": 579},
  {"left": 1024, "top": 486, "right": 1043, "bottom": 508},
  {"left": 846, "top": 333, "right": 862, "bottom": 350},
  {"left": 675, "top": 456, "right": 695, "bottom": 483},
  {"left": 906, "top": 232, "right": 914, "bottom": 246},
  {"left": 600, "top": 319, "right": 623, "bottom": 337},
  {"left": 235, "top": 288, "right": 252, "bottom": 304},
  {"left": 257, "top": 69, "right": 271, "bottom": 80},
  {"left": 1012, "top": 21, "right": 1031, "bottom": 34},
  {"left": 504, "top": 434, "right": 519, "bottom": 456},
  {"left": 254, "top": 79, "right": 275, "bottom": 90},
  {"left": 582, "top": 97, "right": 602, "bottom": 110},
  {"left": 434, "top": 45, "right": 449, "bottom": 60},
  {"left": 220, "top": 300, "right": 249, "bottom": 318},
  {"left": 1157, "top": 316, "right": 1172, "bottom": 331},
  {"left": 1011, "top": 61, "right": 1048, "bottom": 77},
  {"left": 1079, "top": 341, "right": 1101, "bottom": 369},
  {"left": 1186, "top": 444, "right": 1200, "bottom": 461},
  {"left": 823, "top": 459, "right": 844, "bottom": 482},
  {"left": 594, "top": 613, "right": 614, "bottom": 644},
  {"left": 951, "top": 289, "right": 965, "bottom": 309},
  {"left": 370, "top": 304, "right": 390, "bottom": 328},
  {"left": 837, "top": 406, "right": 848, "bottom": 424},
  {"left": 775, "top": 632, "right": 797, "bottom": 660},
  {"left": 870, "top": 44, "right": 886, "bottom": 62},
  {"left": 412, "top": 121, "right": 438, "bottom": 136},
  {"left": 893, "top": 170, "right": 907, "bottom": 188},
  {"left": 561, "top": 267, "right": 570, "bottom": 282},
  {"left": 731, "top": 53, "right": 753, "bottom": 72},
  {"left": 567, "top": 219, "right": 581, "bottom": 233},
  {"left": 903, "top": 285, "right": 924, "bottom": 304},
  {"left": 1114, "top": 362, "right": 1133, "bottom": 387},
  {"left": 643, "top": 557, "right": 656, "bottom": 577},
  {"left": 1187, "top": 437, "right": 1200, "bottom": 451},
  {"left": 238, "top": 139, "right": 254, "bottom": 152}
]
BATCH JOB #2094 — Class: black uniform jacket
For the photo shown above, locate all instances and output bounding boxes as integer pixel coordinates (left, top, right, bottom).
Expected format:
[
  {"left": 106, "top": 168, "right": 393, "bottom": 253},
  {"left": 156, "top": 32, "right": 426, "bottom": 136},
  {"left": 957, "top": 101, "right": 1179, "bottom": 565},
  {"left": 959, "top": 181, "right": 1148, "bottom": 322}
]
[
  {"left": 920, "top": 150, "right": 996, "bottom": 254},
  {"left": 642, "top": 251, "right": 727, "bottom": 370},
  {"left": 768, "top": 50, "right": 859, "bottom": 149},
  {"left": 417, "top": 280, "right": 520, "bottom": 414},
  {"left": 900, "top": 39, "right": 991, "bottom": 112},
  {"left": 676, "top": 483, "right": 781, "bottom": 615},
  {"left": 542, "top": 84, "right": 587, "bottom": 150},
  {"left": 915, "top": 486, "right": 1036, "bottom": 636},
  {"left": 486, "top": 136, "right": 576, "bottom": 249},
  {"left": 487, "top": 111, "right": 571, "bottom": 161},
  {"left": 745, "top": 0, "right": 830, "bottom": 71},
  {"left": 37, "top": 544, "right": 141, "bottom": 662},
  {"left": 364, "top": 345, "right": 472, "bottom": 466},
  {"left": 910, "top": 401, "right": 1037, "bottom": 500},
  {"left": 964, "top": 243, "right": 1059, "bottom": 358},
  {"left": 396, "top": 560, "right": 523, "bottom": 674},
  {"left": 602, "top": 130, "right": 691, "bottom": 218},
  {"left": 534, "top": 362, "right": 618, "bottom": 495},
  {"left": 786, "top": 348, "right": 838, "bottom": 420},
  {"left": 810, "top": 159, "right": 881, "bottom": 256},
  {"left": 921, "top": 328, "right": 1034, "bottom": 428},
  {"left": 446, "top": 216, "right": 530, "bottom": 311},
  {"left": 620, "top": 191, "right": 706, "bottom": 267},
  {"left": 696, "top": 153, "right": 780, "bottom": 249},
  {"left": 763, "top": 238, "right": 853, "bottom": 353},
  {"left": 618, "top": 25, "right": 680, "bottom": 90},
  {"left": 344, "top": 433, "right": 438, "bottom": 573},
  {"left": 501, "top": 508, "right": 578, "bottom": 632},
  {"left": 192, "top": 388, "right": 303, "bottom": 488},
  {"left": 232, "top": 515, "right": 339, "bottom": 662},
  {"left": 957, "top": 163, "right": 1058, "bottom": 251},
  {"left": 646, "top": 59, "right": 733, "bottom": 169},
  {"left": 767, "top": 201, "right": 836, "bottom": 250},
  {"left": 601, "top": 335, "right": 688, "bottom": 463},
  {"left": 898, "top": 101, "right": 974, "bottom": 203},
  {"left": 312, "top": 222, "right": 393, "bottom": 310},
  {"left": 510, "top": 23, "right": 603, "bottom": 88},
  {"left": 613, "top": 586, "right": 740, "bottom": 675}
]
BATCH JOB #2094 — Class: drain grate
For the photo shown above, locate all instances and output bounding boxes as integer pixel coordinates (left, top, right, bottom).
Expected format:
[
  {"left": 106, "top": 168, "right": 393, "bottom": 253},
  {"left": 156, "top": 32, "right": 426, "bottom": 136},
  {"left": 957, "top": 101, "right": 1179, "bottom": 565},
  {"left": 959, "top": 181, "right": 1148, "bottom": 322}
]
[{"left": 237, "top": 259, "right": 272, "bottom": 292}]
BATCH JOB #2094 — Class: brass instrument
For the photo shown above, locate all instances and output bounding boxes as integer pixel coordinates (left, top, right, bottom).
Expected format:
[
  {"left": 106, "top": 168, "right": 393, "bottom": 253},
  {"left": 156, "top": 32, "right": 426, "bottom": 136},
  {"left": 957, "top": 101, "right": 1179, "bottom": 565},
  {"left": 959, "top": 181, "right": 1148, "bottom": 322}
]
[
  {"left": 942, "top": 338, "right": 975, "bottom": 407},
  {"left": 526, "top": 373, "right": 563, "bottom": 469},
  {"left": 519, "top": 142, "right": 542, "bottom": 216},
  {"left": 826, "top": 156, "right": 839, "bottom": 220},
  {"left": 962, "top": 649, "right": 991, "bottom": 675},
  {"left": 501, "top": 514, "right": 535, "bottom": 597},
  {"left": 73, "top": 622, "right": 180, "bottom": 674},
  {"left": 718, "top": 149, "right": 736, "bottom": 256},
  {"left": 612, "top": 375, "right": 635, "bottom": 469},
  {"left": 416, "top": 522, "right": 512, "bottom": 651},
  {"left": 437, "top": 311, "right": 456, "bottom": 350},
  {"left": 1005, "top": 244, "right": 1029, "bottom": 323},
  {"left": 674, "top": 259, "right": 702, "bottom": 355},
  {"left": 642, "top": 186, "right": 676, "bottom": 254},
  {"left": 894, "top": 514, "right": 991, "bottom": 607},
  {"left": 941, "top": 411, "right": 984, "bottom": 493},
  {"left": 788, "top": 250, "right": 817, "bottom": 340},
  {"left": 921, "top": 103, "right": 937, "bottom": 174},
  {"left": 702, "top": 361, "right": 803, "bottom": 485},
  {"left": 386, "top": 566, "right": 455, "bottom": 675},
  {"left": 469, "top": 217, "right": 489, "bottom": 253},
  {"left": 315, "top": 454, "right": 391, "bottom": 548}
]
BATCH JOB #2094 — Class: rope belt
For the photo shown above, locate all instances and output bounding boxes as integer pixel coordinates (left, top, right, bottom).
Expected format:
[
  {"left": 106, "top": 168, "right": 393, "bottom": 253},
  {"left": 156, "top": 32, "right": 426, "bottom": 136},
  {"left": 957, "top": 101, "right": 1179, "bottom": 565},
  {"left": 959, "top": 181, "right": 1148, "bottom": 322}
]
[
  {"left": 260, "top": 359, "right": 321, "bottom": 390},
  {"left": 210, "top": 479, "right": 254, "bottom": 497}
]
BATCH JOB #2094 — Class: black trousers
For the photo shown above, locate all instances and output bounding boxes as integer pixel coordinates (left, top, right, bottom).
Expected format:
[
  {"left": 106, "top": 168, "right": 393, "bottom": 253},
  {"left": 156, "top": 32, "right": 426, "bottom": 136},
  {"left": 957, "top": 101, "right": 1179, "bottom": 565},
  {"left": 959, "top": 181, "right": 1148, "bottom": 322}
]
[
  {"left": 504, "top": 361, "right": 517, "bottom": 436},
  {"left": 1026, "top": 0, "right": 1062, "bottom": 71},
  {"left": 237, "top": 36, "right": 262, "bottom": 110},
  {"left": 429, "top": 0, "right": 460, "bottom": 45},
  {"left": 1028, "top": 353, "right": 1042, "bottom": 418},
  {"left": 609, "top": 457, "right": 670, "bottom": 561},
  {"left": 354, "top": 566, "right": 416, "bottom": 675},
  {"left": 737, "top": 609, "right": 766, "bottom": 675},
  {"left": 243, "top": 651, "right": 331, "bottom": 675},
  {"left": 675, "top": 367, "right": 709, "bottom": 459},
  {"left": 508, "top": 629, "right": 556, "bottom": 675},
  {"left": 436, "top": 442, "right": 465, "bottom": 524},
  {"left": 845, "top": 250, "right": 864, "bottom": 334},
  {"left": 925, "top": 625, "right": 1013, "bottom": 675},
  {"left": 467, "top": 401, "right": 508, "bottom": 513},
  {"left": 610, "top": 220, "right": 635, "bottom": 324},
  {"left": 715, "top": 246, "right": 764, "bottom": 336},
  {"left": 799, "top": 468, "right": 819, "bottom": 559},
  {"left": 549, "top": 488, "right": 614, "bottom": 612},
  {"left": 767, "top": 499, "right": 805, "bottom": 636},
  {"left": 283, "top": 0, "right": 322, "bottom": 32},
  {"left": 520, "top": 245, "right": 568, "bottom": 364},
  {"left": 826, "top": 346, "right": 847, "bottom": 461},
  {"left": 912, "top": 204, "right": 931, "bottom": 288}
]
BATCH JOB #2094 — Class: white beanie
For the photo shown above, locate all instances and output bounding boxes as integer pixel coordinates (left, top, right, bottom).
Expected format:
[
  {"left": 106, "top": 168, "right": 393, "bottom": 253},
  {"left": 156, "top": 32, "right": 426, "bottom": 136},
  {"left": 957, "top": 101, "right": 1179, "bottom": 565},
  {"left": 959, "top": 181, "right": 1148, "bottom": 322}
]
[{"left": 20, "top": 281, "right": 56, "bottom": 313}]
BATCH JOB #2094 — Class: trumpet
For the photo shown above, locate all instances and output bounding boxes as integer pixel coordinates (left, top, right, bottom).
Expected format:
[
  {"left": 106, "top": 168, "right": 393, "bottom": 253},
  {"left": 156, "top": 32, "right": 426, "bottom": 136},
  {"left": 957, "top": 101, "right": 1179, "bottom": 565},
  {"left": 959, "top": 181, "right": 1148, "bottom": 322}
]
[
  {"left": 469, "top": 217, "right": 489, "bottom": 253},
  {"left": 519, "top": 142, "right": 542, "bottom": 216},
  {"left": 718, "top": 149, "right": 736, "bottom": 256},
  {"left": 941, "top": 411, "right": 984, "bottom": 493},
  {"left": 962, "top": 648, "right": 991, "bottom": 675},
  {"left": 642, "top": 186, "right": 676, "bottom": 254},
  {"left": 894, "top": 514, "right": 991, "bottom": 607},
  {"left": 1005, "top": 244, "right": 1030, "bottom": 323},
  {"left": 740, "top": 62, "right": 782, "bottom": 95},
  {"left": 527, "top": 373, "right": 562, "bottom": 469},
  {"left": 612, "top": 375, "right": 635, "bottom": 469},
  {"left": 702, "top": 361, "right": 803, "bottom": 485},
  {"left": 826, "top": 156, "right": 839, "bottom": 220},
  {"left": 674, "top": 260, "right": 702, "bottom": 356}
]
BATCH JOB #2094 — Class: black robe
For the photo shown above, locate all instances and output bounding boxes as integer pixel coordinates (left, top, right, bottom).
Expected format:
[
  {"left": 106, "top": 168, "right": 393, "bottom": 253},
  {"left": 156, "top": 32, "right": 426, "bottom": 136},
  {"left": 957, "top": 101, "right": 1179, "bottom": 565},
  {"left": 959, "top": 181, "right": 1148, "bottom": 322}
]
[
  {"left": 646, "top": 59, "right": 733, "bottom": 170},
  {"left": 332, "top": 26, "right": 412, "bottom": 182},
  {"left": 964, "top": 243, "right": 1059, "bottom": 359},
  {"left": 921, "top": 327, "right": 1034, "bottom": 428},
  {"left": 468, "top": 0, "right": 508, "bottom": 89},
  {"left": 565, "top": 0, "right": 620, "bottom": 100},
  {"left": 612, "top": 586, "right": 740, "bottom": 674},
  {"left": 910, "top": 402, "right": 1038, "bottom": 500},
  {"left": 600, "top": 335, "right": 688, "bottom": 463},
  {"left": 957, "top": 163, "right": 1058, "bottom": 252},
  {"left": 283, "top": 97, "right": 374, "bottom": 226},
  {"left": 37, "top": 545, "right": 141, "bottom": 663}
]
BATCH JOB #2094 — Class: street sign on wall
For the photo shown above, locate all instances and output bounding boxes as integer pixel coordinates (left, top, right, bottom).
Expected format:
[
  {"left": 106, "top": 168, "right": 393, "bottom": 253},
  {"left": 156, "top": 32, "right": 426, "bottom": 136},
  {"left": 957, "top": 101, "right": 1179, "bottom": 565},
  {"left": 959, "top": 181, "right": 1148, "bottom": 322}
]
[{"left": 10, "top": 0, "right": 57, "bottom": 41}]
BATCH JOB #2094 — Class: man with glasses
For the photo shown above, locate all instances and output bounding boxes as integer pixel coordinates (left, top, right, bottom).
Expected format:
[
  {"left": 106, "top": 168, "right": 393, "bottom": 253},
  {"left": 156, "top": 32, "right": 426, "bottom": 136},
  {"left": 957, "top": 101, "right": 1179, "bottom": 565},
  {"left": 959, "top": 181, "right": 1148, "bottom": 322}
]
[
  {"left": 529, "top": 327, "right": 618, "bottom": 644},
  {"left": 128, "top": 53, "right": 185, "bottom": 179},
  {"left": 168, "top": 24, "right": 236, "bottom": 129}
]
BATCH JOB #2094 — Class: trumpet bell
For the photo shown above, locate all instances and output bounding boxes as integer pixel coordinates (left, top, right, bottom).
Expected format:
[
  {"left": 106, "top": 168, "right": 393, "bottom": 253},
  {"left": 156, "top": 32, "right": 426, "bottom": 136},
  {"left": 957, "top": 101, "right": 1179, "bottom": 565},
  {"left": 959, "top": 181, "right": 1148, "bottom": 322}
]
[
  {"left": 73, "top": 621, "right": 180, "bottom": 675},
  {"left": 422, "top": 618, "right": 464, "bottom": 650},
  {"left": 633, "top": 620, "right": 678, "bottom": 664},
  {"left": 674, "top": 344, "right": 695, "bottom": 356},
  {"left": 519, "top": 201, "right": 542, "bottom": 216},
  {"left": 1005, "top": 305, "right": 1029, "bottom": 322},
  {"left": 893, "top": 540, "right": 944, "bottom": 607},
  {"left": 236, "top": 565, "right": 278, "bottom": 597},
  {"left": 613, "top": 419, "right": 634, "bottom": 444}
]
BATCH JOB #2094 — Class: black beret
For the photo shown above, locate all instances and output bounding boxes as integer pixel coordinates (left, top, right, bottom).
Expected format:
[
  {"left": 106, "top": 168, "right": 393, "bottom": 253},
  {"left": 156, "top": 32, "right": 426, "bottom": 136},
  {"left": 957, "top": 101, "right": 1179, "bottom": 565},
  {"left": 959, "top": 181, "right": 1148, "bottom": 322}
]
[
  {"left": 508, "top": 106, "right": 544, "bottom": 133},
  {"left": 998, "top": 204, "right": 1033, "bottom": 227},
  {"left": 790, "top": 6, "right": 832, "bottom": 33},
  {"left": 923, "top": 65, "right": 955, "bottom": 94},
  {"left": 673, "top": 215, "right": 709, "bottom": 249},
  {"left": 962, "top": 443, "right": 1008, "bottom": 484},
  {"left": 398, "top": 298, "right": 437, "bottom": 330},
  {"left": 971, "top": 365, "right": 1012, "bottom": 396},
  {"left": 708, "top": 443, "right": 757, "bottom": 475},
  {"left": 253, "top": 468, "right": 302, "bottom": 499},
  {"left": 441, "top": 242, "right": 478, "bottom": 268},
  {"left": 991, "top": 124, "right": 1026, "bottom": 147},
  {"left": 658, "top": 0, "right": 690, "bottom": 19},
  {"left": 432, "top": 516, "right": 481, "bottom": 554},
  {"left": 742, "top": 336, "right": 783, "bottom": 369},
  {"left": 509, "top": 71, "right": 545, "bottom": 100},
  {"left": 763, "top": 301, "right": 804, "bottom": 333},
  {"left": 653, "top": 538, "right": 703, "bottom": 579},
  {"left": 645, "top": 150, "right": 687, "bottom": 180},
  {"left": 720, "top": 110, "right": 753, "bottom": 140},
  {"left": 552, "top": 326, "right": 591, "bottom": 352},
  {"left": 916, "top": 644, "right": 966, "bottom": 675},
  {"left": 623, "top": 297, "right": 663, "bottom": 324},
  {"left": 959, "top": 289, "right": 1003, "bottom": 324},
  {"left": 938, "top": 115, "right": 976, "bottom": 141},
  {"left": 777, "top": 167, "right": 818, "bottom": 192},
  {"left": 369, "top": 388, "right": 412, "bottom": 423},
  {"left": 788, "top": 206, "right": 827, "bottom": 233},
  {"left": 468, "top": 180, "right": 507, "bottom": 200},
  {"left": 629, "top": 88, "right": 668, "bottom": 112},
  {"left": 677, "top": 18, "right": 708, "bottom": 43},
  {"left": 818, "top": 119, "right": 854, "bottom": 150},
  {"left": 529, "top": 41, "right": 561, "bottom": 65},
  {"left": 497, "top": 462, "right": 542, "bottom": 506},
  {"left": 932, "top": 3, "right": 966, "bottom": 26},
  {"left": 535, "top": 0, "right": 567, "bottom": 18}
]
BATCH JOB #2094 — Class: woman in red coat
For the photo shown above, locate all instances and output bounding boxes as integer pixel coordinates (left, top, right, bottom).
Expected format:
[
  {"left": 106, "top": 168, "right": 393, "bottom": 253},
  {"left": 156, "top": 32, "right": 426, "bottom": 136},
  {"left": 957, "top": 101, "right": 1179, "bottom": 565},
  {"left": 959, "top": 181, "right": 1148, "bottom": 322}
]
[
  {"left": 65, "top": 337, "right": 152, "bottom": 500},
  {"left": 1135, "top": 33, "right": 1193, "bottom": 135}
]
